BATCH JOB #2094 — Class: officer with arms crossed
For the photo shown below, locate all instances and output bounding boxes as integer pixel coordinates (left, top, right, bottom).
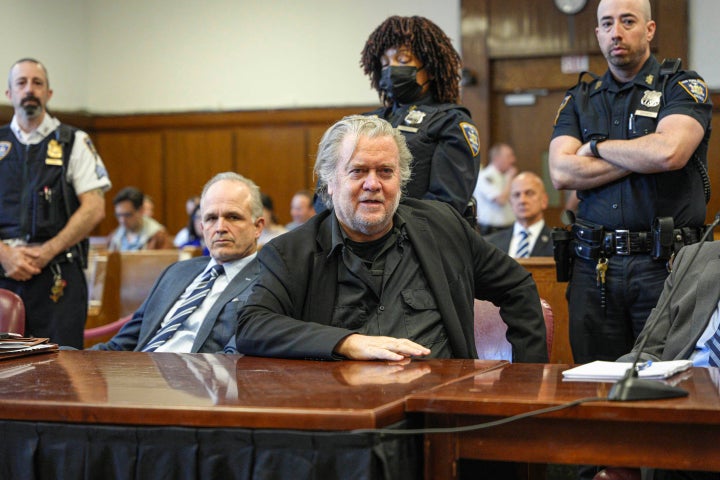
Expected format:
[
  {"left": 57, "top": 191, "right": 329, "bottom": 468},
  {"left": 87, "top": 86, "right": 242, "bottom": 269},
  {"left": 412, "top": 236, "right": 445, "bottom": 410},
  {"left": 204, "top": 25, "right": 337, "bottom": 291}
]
[
  {"left": 549, "top": 0, "right": 712, "bottom": 365},
  {"left": 0, "top": 58, "right": 111, "bottom": 348}
]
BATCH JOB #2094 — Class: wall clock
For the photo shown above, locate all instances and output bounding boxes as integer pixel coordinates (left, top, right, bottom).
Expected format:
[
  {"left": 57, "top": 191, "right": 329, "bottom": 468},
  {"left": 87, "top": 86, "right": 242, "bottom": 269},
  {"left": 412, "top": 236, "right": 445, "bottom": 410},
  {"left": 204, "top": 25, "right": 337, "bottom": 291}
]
[{"left": 554, "top": 0, "right": 588, "bottom": 15}]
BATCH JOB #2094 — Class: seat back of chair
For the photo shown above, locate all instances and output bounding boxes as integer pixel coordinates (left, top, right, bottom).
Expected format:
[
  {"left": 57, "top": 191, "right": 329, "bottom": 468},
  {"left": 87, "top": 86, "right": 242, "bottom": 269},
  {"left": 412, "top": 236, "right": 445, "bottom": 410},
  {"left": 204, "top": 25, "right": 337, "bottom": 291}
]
[
  {"left": 474, "top": 298, "right": 554, "bottom": 362},
  {"left": 118, "top": 250, "right": 191, "bottom": 317},
  {"left": 0, "top": 288, "right": 26, "bottom": 335}
]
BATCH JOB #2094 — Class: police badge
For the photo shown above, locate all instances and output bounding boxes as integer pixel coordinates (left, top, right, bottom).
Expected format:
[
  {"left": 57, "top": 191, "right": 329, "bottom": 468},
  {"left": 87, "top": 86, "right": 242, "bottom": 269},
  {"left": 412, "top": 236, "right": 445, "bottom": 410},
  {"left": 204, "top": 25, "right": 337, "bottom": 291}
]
[
  {"left": 640, "top": 90, "right": 662, "bottom": 108},
  {"left": 45, "top": 139, "right": 64, "bottom": 166},
  {"left": 404, "top": 109, "right": 426, "bottom": 125}
]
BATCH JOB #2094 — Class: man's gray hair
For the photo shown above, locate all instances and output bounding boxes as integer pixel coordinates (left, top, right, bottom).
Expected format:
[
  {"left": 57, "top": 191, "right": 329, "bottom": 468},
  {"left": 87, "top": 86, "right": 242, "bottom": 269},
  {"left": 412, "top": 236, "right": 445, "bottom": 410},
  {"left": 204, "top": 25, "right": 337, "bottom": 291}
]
[
  {"left": 8, "top": 58, "right": 49, "bottom": 88},
  {"left": 200, "top": 172, "right": 263, "bottom": 221},
  {"left": 313, "top": 115, "right": 413, "bottom": 209}
]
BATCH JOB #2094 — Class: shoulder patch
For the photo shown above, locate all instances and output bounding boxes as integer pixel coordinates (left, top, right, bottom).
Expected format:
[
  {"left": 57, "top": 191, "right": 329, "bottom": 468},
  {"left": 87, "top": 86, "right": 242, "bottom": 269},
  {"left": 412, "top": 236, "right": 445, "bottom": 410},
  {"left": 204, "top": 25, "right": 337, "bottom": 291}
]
[
  {"left": 84, "top": 136, "right": 100, "bottom": 159},
  {"left": 553, "top": 95, "right": 571, "bottom": 126},
  {"left": 677, "top": 79, "right": 709, "bottom": 103},
  {"left": 0, "top": 141, "right": 11, "bottom": 162},
  {"left": 459, "top": 122, "right": 480, "bottom": 157}
]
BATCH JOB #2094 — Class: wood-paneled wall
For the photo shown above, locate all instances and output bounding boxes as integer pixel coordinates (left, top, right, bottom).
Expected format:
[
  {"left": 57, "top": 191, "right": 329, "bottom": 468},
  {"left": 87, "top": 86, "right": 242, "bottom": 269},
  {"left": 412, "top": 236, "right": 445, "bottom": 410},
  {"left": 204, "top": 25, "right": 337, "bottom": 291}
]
[{"left": 86, "top": 107, "right": 371, "bottom": 235}]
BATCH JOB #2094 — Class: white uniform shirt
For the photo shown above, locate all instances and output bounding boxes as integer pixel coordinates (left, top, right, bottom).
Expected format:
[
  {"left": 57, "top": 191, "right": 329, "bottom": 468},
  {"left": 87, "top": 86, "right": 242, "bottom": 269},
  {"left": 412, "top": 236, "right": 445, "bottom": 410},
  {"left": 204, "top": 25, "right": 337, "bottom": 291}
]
[{"left": 473, "top": 164, "right": 514, "bottom": 228}]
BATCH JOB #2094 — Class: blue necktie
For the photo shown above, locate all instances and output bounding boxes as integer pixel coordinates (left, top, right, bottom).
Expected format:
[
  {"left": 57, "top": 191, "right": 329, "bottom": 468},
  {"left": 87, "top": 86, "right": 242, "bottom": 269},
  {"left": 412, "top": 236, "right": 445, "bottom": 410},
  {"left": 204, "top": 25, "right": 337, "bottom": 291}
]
[
  {"left": 515, "top": 230, "right": 530, "bottom": 258},
  {"left": 705, "top": 324, "right": 720, "bottom": 367},
  {"left": 142, "top": 264, "right": 224, "bottom": 352}
]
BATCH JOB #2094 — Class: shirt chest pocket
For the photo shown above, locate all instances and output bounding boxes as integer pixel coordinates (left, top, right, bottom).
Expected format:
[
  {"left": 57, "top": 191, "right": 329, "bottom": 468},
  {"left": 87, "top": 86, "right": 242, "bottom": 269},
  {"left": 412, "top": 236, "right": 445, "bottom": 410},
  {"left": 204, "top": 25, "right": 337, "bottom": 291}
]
[
  {"left": 401, "top": 289, "right": 446, "bottom": 347},
  {"left": 401, "top": 289, "right": 437, "bottom": 311}
]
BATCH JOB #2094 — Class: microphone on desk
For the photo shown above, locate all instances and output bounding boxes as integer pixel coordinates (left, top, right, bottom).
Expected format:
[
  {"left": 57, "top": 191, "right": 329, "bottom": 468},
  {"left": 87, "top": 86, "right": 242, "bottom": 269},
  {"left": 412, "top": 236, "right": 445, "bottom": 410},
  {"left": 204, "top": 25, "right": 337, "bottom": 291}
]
[{"left": 607, "top": 211, "right": 720, "bottom": 401}]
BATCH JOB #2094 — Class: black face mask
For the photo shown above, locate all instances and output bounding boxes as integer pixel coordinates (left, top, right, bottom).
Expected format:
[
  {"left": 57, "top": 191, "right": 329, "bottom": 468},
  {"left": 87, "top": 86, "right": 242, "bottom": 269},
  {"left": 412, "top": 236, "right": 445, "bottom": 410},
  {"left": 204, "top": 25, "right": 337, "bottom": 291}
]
[{"left": 379, "top": 66, "right": 424, "bottom": 104}]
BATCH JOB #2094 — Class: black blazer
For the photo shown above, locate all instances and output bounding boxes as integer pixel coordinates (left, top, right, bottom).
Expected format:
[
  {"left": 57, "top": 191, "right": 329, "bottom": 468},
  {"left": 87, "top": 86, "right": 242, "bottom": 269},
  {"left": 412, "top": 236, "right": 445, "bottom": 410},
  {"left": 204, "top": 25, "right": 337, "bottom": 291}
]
[
  {"left": 485, "top": 222, "right": 554, "bottom": 257},
  {"left": 237, "top": 198, "right": 547, "bottom": 362}
]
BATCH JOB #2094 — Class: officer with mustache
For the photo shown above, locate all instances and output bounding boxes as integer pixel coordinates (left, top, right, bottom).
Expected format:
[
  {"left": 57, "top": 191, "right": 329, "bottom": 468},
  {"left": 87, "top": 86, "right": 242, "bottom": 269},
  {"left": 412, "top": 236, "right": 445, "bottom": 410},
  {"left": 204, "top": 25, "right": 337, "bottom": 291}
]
[{"left": 0, "top": 58, "right": 111, "bottom": 348}]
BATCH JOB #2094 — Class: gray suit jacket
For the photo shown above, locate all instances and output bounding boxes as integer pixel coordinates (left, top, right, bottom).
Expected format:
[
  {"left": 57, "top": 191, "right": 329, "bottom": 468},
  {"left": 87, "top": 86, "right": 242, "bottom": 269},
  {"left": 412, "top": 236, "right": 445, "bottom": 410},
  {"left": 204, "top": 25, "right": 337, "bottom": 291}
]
[
  {"left": 484, "top": 222, "right": 554, "bottom": 257},
  {"left": 619, "top": 241, "right": 720, "bottom": 362},
  {"left": 91, "top": 256, "right": 260, "bottom": 353}
]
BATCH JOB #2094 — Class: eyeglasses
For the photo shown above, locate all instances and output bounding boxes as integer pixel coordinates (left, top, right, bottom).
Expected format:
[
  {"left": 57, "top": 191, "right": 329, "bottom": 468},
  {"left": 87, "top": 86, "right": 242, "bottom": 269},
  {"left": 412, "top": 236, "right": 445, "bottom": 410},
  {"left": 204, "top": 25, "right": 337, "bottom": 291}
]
[{"left": 115, "top": 211, "right": 136, "bottom": 219}]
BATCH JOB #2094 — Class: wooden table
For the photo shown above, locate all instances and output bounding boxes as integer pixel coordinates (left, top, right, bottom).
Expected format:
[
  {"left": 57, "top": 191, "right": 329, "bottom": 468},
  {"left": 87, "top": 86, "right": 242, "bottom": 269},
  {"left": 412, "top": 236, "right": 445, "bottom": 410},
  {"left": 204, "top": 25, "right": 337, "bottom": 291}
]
[
  {"left": 406, "top": 362, "right": 720, "bottom": 479},
  {"left": 0, "top": 351, "right": 503, "bottom": 479},
  {"left": 0, "top": 351, "right": 503, "bottom": 429}
]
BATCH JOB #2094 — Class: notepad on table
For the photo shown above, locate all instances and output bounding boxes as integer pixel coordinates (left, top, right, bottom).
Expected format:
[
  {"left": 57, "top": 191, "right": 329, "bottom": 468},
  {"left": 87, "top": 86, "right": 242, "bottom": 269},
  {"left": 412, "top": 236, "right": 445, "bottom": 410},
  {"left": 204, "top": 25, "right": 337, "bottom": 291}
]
[{"left": 562, "top": 360, "right": 693, "bottom": 382}]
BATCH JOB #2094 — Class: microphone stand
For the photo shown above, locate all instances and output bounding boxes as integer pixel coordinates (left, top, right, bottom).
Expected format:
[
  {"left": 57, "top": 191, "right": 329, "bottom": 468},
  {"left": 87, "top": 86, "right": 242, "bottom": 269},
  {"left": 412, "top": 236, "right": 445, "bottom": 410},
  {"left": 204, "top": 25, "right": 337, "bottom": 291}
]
[{"left": 608, "top": 214, "right": 720, "bottom": 401}]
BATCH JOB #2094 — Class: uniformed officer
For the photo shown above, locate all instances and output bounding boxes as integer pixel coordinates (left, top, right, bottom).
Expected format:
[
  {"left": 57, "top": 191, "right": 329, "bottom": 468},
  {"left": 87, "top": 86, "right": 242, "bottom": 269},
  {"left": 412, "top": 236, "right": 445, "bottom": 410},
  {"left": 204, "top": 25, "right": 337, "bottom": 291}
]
[
  {"left": 0, "top": 58, "right": 111, "bottom": 348},
  {"left": 315, "top": 15, "right": 480, "bottom": 219},
  {"left": 549, "top": 0, "right": 712, "bottom": 363}
]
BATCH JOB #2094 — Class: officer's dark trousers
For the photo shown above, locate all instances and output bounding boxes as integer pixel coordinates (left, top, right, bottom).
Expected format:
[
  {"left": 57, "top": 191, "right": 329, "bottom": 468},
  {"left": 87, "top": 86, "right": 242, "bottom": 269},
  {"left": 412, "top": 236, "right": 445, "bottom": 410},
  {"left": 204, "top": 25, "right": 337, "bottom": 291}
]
[
  {"left": 567, "top": 254, "right": 669, "bottom": 364},
  {"left": 0, "top": 259, "right": 87, "bottom": 349}
]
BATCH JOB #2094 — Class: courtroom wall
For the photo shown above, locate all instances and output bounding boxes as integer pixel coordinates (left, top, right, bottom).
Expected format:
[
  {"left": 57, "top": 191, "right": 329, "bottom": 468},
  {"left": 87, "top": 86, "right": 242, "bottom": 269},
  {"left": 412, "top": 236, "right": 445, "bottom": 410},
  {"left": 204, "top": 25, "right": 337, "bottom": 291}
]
[{"left": 0, "top": 0, "right": 460, "bottom": 113}]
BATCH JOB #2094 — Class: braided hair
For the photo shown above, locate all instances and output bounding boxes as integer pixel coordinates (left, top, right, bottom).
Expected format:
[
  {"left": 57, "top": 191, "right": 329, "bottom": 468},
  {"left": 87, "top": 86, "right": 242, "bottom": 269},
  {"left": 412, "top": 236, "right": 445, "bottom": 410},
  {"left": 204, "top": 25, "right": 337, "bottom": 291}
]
[{"left": 360, "top": 16, "right": 462, "bottom": 105}]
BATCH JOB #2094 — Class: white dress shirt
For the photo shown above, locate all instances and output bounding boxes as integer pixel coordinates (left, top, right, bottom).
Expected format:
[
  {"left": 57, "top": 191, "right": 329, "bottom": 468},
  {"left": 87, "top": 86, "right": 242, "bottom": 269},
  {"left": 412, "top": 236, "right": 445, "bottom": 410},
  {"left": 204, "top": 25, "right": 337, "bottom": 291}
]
[
  {"left": 508, "top": 220, "right": 545, "bottom": 259},
  {"left": 155, "top": 253, "right": 256, "bottom": 352}
]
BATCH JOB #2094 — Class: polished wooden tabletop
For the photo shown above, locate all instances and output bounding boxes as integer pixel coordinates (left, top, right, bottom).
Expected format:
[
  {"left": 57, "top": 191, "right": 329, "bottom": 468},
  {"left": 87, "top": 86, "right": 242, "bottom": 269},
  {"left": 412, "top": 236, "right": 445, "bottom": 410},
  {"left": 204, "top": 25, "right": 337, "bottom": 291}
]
[
  {"left": 406, "top": 362, "right": 720, "bottom": 476},
  {"left": 0, "top": 350, "right": 503, "bottom": 430},
  {"left": 406, "top": 362, "right": 720, "bottom": 424}
]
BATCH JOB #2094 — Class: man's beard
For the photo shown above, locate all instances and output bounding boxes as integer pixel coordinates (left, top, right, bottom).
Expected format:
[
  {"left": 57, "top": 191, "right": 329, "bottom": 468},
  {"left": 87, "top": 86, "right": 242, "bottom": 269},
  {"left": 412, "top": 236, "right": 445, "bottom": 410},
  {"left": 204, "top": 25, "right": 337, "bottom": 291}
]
[{"left": 21, "top": 97, "right": 42, "bottom": 117}]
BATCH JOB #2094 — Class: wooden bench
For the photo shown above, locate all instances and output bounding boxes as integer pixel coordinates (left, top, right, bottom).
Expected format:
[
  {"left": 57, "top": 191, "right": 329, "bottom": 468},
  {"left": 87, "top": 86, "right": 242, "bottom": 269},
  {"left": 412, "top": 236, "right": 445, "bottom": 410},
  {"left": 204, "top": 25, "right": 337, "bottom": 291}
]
[{"left": 84, "top": 248, "right": 199, "bottom": 347}]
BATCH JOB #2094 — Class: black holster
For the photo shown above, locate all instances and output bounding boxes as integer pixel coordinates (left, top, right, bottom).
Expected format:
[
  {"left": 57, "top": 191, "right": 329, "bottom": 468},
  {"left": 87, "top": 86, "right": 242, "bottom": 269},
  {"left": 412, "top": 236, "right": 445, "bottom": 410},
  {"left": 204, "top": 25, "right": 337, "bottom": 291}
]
[
  {"left": 652, "top": 217, "right": 675, "bottom": 260},
  {"left": 551, "top": 227, "right": 574, "bottom": 282}
]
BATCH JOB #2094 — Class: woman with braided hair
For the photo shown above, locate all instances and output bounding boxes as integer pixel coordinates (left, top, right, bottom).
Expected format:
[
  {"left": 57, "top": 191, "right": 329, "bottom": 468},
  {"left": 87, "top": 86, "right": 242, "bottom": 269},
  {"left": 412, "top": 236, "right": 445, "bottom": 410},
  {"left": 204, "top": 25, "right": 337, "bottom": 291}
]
[{"left": 314, "top": 16, "right": 480, "bottom": 221}]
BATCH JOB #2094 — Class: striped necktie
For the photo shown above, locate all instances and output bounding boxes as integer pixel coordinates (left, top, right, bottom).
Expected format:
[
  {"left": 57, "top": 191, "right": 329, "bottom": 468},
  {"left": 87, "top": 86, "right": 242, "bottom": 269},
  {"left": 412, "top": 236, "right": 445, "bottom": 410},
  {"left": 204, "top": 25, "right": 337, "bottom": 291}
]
[
  {"left": 515, "top": 229, "right": 530, "bottom": 258},
  {"left": 142, "top": 264, "right": 224, "bottom": 352},
  {"left": 706, "top": 324, "right": 720, "bottom": 367}
]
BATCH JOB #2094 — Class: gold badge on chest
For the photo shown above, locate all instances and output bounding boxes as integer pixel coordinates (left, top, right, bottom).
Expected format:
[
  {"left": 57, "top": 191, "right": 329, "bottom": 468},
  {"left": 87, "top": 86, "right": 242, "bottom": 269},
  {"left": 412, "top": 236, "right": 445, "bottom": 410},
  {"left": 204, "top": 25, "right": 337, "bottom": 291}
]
[{"left": 46, "top": 139, "right": 64, "bottom": 166}]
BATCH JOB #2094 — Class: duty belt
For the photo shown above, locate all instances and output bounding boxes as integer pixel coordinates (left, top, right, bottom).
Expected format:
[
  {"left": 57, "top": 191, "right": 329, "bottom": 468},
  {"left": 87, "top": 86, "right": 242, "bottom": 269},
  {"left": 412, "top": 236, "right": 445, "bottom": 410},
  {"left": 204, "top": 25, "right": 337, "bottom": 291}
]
[{"left": 573, "top": 226, "right": 705, "bottom": 261}]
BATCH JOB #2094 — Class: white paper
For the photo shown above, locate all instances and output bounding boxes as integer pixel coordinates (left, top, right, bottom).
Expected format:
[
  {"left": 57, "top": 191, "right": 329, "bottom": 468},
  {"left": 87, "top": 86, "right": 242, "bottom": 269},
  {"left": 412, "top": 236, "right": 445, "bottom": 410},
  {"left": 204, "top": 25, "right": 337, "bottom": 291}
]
[{"left": 562, "top": 360, "right": 693, "bottom": 381}]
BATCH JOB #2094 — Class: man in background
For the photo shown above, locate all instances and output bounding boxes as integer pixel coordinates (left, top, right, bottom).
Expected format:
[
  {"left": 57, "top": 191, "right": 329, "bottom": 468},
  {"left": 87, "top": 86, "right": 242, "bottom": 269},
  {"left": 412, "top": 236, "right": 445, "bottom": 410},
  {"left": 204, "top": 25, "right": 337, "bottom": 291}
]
[
  {"left": 0, "top": 58, "right": 111, "bottom": 348},
  {"left": 142, "top": 194, "right": 155, "bottom": 218},
  {"left": 92, "top": 172, "right": 262, "bottom": 352},
  {"left": 286, "top": 189, "right": 315, "bottom": 230},
  {"left": 173, "top": 195, "right": 201, "bottom": 247},
  {"left": 485, "top": 172, "right": 553, "bottom": 258},
  {"left": 473, "top": 143, "right": 518, "bottom": 235},
  {"left": 108, "top": 186, "right": 172, "bottom": 250}
]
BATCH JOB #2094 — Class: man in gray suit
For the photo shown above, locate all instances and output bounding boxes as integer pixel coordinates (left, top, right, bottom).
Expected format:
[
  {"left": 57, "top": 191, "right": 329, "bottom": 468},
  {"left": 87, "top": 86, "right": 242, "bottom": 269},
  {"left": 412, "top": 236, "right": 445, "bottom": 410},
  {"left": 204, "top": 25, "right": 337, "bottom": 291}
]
[
  {"left": 610, "top": 242, "right": 720, "bottom": 480},
  {"left": 484, "top": 172, "right": 553, "bottom": 258},
  {"left": 619, "top": 240, "right": 720, "bottom": 365},
  {"left": 91, "top": 172, "right": 263, "bottom": 353}
]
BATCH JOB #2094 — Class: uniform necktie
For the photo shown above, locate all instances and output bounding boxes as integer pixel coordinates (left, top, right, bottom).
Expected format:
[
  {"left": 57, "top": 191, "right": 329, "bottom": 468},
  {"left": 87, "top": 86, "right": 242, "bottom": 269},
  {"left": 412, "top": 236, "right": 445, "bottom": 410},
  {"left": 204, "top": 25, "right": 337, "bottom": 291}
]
[
  {"left": 515, "top": 230, "right": 530, "bottom": 258},
  {"left": 142, "top": 264, "right": 224, "bottom": 352},
  {"left": 705, "top": 324, "right": 720, "bottom": 367}
]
